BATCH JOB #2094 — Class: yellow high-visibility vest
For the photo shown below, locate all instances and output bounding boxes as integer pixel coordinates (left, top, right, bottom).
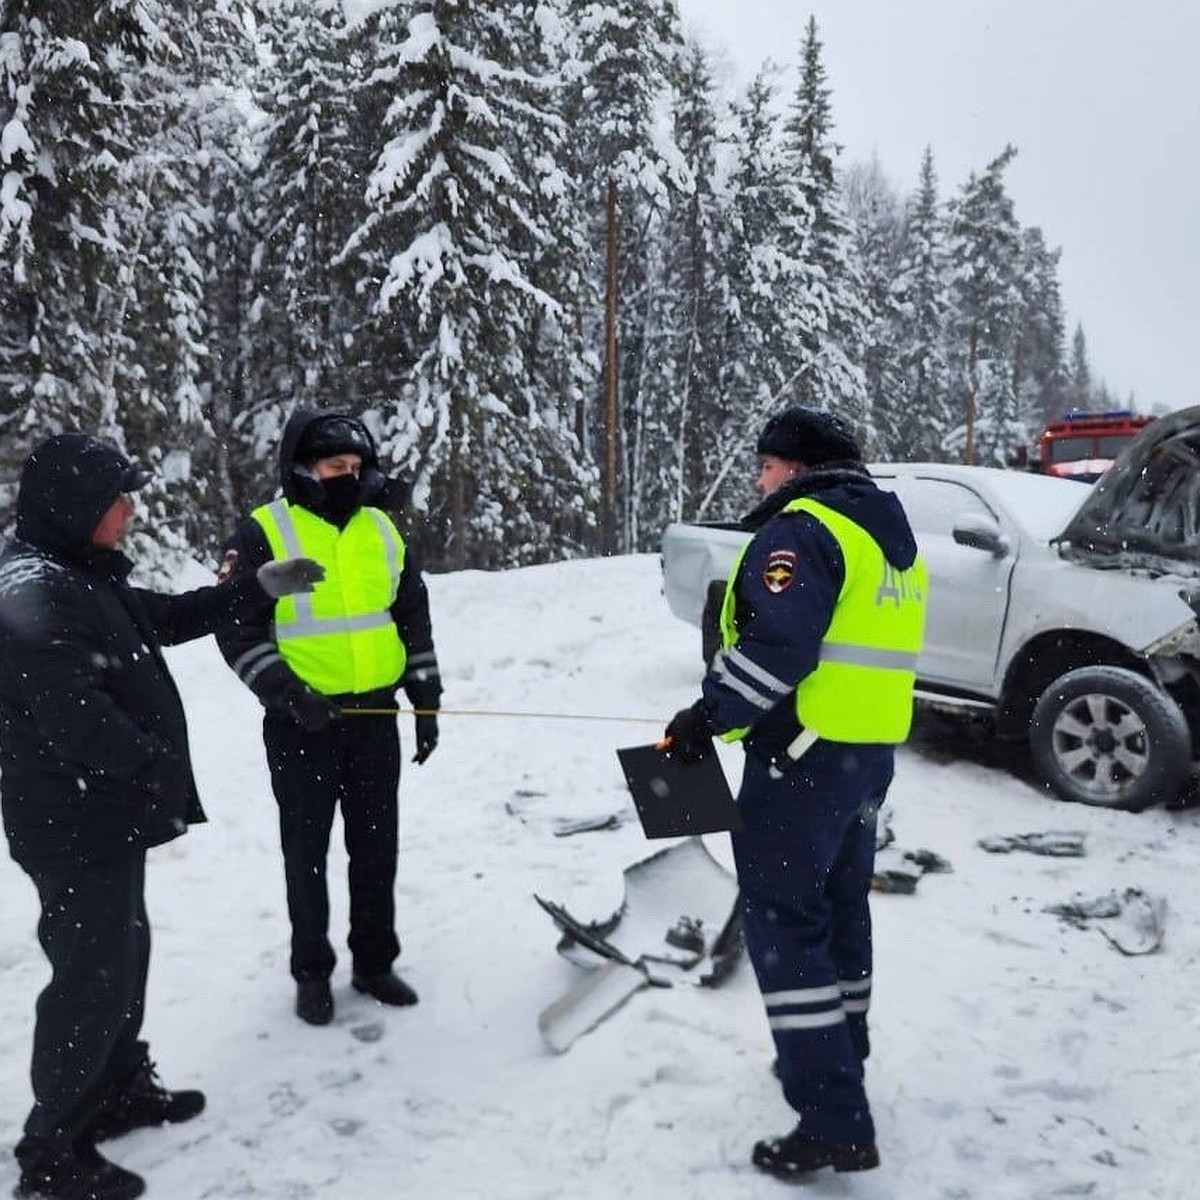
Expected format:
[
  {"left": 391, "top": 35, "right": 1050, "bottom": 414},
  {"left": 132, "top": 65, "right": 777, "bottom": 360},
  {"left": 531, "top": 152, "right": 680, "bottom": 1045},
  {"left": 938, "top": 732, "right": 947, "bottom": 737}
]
[
  {"left": 719, "top": 496, "right": 927, "bottom": 744},
  {"left": 252, "top": 499, "right": 406, "bottom": 695}
]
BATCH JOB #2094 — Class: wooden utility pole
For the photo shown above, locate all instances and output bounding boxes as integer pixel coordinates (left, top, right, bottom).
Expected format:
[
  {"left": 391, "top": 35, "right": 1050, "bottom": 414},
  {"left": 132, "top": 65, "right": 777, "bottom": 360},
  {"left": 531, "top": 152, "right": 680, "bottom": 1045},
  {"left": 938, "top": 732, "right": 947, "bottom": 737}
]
[{"left": 602, "top": 175, "right": 620, "bottom": 554}]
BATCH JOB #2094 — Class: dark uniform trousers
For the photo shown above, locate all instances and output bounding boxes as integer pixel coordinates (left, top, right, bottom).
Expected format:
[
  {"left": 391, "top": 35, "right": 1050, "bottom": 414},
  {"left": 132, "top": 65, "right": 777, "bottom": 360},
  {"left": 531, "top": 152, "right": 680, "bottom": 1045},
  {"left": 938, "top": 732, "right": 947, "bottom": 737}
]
[
  {"left": 17, "top": 849, "right": 150, "bottom": 1152},
  {"left": 264, "top": 708, "right": 402, "bottom": 982},
  {"left": 731, "top": 740, "right": 894, "bottom": 1146}
]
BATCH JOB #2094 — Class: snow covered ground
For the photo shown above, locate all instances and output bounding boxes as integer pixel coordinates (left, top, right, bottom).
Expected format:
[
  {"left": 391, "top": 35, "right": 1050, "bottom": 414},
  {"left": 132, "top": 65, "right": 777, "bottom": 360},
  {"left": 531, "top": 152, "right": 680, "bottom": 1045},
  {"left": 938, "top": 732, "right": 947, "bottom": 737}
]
[{"left": 1, "top": 553, "right": 1198, "bottom": 1199}]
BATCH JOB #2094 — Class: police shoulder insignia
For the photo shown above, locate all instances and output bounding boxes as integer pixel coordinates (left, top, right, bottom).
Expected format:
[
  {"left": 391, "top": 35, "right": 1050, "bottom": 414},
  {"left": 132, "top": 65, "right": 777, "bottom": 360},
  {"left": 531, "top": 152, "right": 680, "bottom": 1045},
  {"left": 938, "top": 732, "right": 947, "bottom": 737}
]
[
  {"left": 763, "top": 549, "right": 797, "bottom": 594},
  {"left": 216, "top": 548, "right": 239, "bottom": 583}
]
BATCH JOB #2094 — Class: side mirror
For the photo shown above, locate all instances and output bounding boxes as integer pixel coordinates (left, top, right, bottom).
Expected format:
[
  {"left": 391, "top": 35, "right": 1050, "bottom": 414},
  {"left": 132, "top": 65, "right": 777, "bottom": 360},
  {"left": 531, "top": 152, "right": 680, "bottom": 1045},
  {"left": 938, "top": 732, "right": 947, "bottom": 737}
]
[{"left": 953, "top": 512, "right": 1010, "bottom": 558}]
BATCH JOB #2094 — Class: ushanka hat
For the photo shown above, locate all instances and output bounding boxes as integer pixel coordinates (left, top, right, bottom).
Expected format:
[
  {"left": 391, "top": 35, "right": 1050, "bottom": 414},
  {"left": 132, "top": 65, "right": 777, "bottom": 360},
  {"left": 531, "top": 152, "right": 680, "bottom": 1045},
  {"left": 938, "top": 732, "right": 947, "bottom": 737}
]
[
  {"left": 295, "top": 414, "right": 375, "bottom": 465},
  {"left": 756, "top": 406, "right": 861, "bottom": 465}
]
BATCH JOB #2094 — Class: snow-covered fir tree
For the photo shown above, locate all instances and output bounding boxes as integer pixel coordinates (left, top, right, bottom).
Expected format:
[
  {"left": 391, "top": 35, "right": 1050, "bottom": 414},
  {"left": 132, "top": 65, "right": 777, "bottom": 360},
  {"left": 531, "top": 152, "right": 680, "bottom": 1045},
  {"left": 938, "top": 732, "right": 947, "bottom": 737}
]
[
  {"left": 781, "top": 16, "right": 869, "bottom": 435},
  {"left": 557, "top": 0, "right": 689, "bottom": 551},
  {"left": 1066, "top": 322, "right": 1093, "bottom": 411},
  {"left": 698, "top": 68, "right": 809, "bottom": 521},
  {"left": 246, "top": 0, "right": 374, "bottom": 432},
  {"left": 843, "top": 155, "right": 908, "bottom": 458},
  {"left": 0, "top": 0, "right": 169, "bottom": 503},
  {"left": 345, "top": 0, "right": 585, "bottom": 570},
  {"left": 625, "top": 40, "right": 726, "bottom": 540},
  {"left": 1012, "top": 225, "right": 1067, "bottom": 429},
  {"left": 890, "top": 146, "right": 953, "bottom": 460},
  {"left": 946, "top": 144, "right": 1023, "bottom": 465},
  {"left": 483, "top": 0, "right": 599, "bottom": 560},
  {"left": 120, "top": 2, "right": 256, "bottom": 568}
]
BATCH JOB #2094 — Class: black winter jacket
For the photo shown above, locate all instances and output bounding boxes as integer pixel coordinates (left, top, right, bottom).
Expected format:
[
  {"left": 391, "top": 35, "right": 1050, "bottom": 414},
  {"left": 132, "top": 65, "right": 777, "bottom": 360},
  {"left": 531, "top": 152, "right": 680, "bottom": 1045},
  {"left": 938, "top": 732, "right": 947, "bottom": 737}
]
[{"left": 0, "top": 447, "right": 264, "bottom": 870}]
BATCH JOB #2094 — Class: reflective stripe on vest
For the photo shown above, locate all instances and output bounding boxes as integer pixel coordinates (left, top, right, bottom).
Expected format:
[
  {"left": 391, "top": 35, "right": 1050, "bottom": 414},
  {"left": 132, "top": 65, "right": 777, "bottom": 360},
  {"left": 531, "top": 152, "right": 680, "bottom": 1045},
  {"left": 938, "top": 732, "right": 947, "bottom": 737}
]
[
  {"left": 252, "top": 499, "right": 407, "bottom": 695},
  {"left": 718, "top": 497, "right": 927, "bottom": 744}
]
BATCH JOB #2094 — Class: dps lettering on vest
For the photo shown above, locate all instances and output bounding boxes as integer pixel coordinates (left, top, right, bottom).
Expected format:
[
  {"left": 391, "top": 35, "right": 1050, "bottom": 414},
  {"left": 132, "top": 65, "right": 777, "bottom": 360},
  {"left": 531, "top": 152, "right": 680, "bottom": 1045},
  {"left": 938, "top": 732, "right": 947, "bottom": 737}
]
[
  {"left": 252, "top": 498, "right": 407, "bottom": 695},
  {"left": 719, "top": 496, "right": 928, "bottom": 747}
]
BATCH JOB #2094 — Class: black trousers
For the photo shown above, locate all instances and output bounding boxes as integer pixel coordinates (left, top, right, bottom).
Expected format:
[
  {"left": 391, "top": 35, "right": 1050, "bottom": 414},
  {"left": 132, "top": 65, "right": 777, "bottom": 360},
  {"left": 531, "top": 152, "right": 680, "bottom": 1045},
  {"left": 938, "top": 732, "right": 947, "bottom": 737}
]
[
  {"left": 17, "top": 849, "right": 150, "bottom": 1152},
  {"left": 264, "top": 709, "right": 401, "bottom": 982}
]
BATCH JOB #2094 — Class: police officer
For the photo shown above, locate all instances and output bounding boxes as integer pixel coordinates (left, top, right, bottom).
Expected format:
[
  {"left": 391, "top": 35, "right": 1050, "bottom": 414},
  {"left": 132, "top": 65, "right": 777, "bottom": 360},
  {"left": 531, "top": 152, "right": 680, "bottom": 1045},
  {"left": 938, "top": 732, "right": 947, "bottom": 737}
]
[
  {"left": 216, "top": 409, "right": 441, "bottom": 1026},
  {"left": 664, "top": 406, "right": 927, "bottom": 1180}
]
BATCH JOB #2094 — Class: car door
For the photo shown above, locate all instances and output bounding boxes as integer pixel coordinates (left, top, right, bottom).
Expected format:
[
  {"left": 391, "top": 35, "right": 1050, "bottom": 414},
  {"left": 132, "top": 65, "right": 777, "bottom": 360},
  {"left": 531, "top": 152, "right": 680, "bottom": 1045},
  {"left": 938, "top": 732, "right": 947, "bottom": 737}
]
[{"left": 878, "top": 473, "right": 1015, "bottom": 693}]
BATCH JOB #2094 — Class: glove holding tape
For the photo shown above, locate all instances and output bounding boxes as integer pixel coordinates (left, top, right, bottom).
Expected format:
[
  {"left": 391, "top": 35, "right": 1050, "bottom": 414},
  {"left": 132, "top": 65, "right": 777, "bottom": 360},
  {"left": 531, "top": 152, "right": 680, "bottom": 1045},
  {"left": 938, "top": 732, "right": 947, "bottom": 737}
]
[{"left": 281, "top": 680, "right": 342, "bottom": 733}]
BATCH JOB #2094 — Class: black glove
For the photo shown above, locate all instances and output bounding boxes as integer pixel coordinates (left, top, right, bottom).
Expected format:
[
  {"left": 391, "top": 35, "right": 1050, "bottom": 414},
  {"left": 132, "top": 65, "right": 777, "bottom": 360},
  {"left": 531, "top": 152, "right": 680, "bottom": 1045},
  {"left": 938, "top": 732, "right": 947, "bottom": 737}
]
[
  {"left": 412, "top": 712, "right": 438, "bottom": 764},
  {"left": 257, "top": 557, "right": 325, "bottom": 598},
  {"left": 664, "top": 701, "right": 715, "bottom": 764},
  {"left": 283, "top": 683, "right": 342, "bottom": 733}
]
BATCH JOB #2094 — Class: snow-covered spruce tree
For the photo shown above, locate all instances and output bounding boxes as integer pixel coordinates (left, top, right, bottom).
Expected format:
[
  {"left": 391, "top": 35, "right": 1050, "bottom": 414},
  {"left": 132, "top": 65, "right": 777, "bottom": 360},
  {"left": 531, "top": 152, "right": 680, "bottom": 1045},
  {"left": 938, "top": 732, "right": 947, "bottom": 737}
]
[
  {"left": 0, "top": 0, "right": 170, "bottom": 517},
  {"left": 1065, "top": 322, "right": 1093, "bottom": 411},
  {"left": 245, "top": 0, "right": 376, "bottom": 439},
  {"left": 781, "top": 16, "right": 869, "bottom": 434},
  {"left": 345, "top": 0, "right": 583, "bottom": 570},
  {"left": 945, "top": 145, "right": 1023, "bottom": 466},
  {"left": 0, "top": 1, "right": 255, "bottom": 569},
  {"left": 1013, "top": 226, "right": 1067, "bottom": 428},
  {"left": 626, "top": 39, "right": 726, "bottom": 542},
  {"left": 492, "top": 1, "right": 598, "bottom": 560},
  {"left": 115, "top": 2, "right": 259, "bottom": 573},
  {"left": 843, "top": 155, "right": 908, "bottom": 459},
  {"left": 557, "top": 0, "right": 689, "bottom": 552},
  {"left": 889, "top": 146, "right": 953, "bottom": 460},
  {"left": 698, "top": 68, "right": 810, "bottom": 522}
]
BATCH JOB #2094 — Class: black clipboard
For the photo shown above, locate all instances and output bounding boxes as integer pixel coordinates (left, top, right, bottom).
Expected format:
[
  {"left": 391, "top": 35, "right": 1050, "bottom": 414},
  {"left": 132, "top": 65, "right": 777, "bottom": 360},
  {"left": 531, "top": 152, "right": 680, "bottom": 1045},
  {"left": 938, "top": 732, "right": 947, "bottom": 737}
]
[{"left": 616, "top": 744, "right": 743, "bottom": 839}]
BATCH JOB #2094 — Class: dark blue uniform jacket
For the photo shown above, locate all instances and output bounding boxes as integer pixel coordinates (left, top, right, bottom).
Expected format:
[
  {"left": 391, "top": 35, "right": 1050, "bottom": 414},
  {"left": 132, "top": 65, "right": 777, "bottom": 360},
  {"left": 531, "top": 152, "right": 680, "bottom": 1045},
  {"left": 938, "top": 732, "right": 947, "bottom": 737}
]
[{"left": 701, "top": 464, "right": 920, "bottom": 748}]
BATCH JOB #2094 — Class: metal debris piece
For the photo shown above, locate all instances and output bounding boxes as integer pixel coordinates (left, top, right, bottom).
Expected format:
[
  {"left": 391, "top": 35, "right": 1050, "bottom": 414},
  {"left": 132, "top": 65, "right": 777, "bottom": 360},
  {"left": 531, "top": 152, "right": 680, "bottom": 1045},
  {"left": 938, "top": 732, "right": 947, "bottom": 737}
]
[
  {"left": 1045, "top": 887, "right": 1166, "bottom": 955},
  {"left": 535, "top": 837, "right": 742, "bottom": 1052},
  {"left": 977, "top": 830, "right": 1087, "bottom": 857},
  {"left": 871, "top": 870, "right": 920, "bottom": 895},
  {"left": 871, "top": 841, "right": 952, "bottom": 895},
  {"left": 552, "top": 812, "right": 626, "bottom": 837}
]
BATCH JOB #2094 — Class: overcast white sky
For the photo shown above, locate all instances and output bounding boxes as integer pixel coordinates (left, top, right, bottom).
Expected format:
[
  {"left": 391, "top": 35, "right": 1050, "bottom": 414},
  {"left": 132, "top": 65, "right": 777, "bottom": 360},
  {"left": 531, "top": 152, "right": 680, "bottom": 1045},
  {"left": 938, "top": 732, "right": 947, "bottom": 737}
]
[{"left": 676, "top": 0, "right": 1199, "bottom": 413}]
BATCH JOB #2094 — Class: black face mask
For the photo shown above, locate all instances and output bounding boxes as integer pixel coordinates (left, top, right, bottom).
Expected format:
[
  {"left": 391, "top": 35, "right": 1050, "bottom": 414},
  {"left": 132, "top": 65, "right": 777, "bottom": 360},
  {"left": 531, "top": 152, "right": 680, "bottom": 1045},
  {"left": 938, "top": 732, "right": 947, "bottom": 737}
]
[{"left": 318, "top": 473, "right": 362, "bottom": 525}]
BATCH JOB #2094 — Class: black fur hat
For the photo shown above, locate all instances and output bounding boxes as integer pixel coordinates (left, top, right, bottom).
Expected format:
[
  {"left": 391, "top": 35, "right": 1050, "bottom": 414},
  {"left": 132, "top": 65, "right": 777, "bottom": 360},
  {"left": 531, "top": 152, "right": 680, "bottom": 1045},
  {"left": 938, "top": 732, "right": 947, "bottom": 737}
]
[
  {"left": 756, "top": 406, "right": 861, "bottom": 465},
  {"left": 295, "top": 414, "right": 375, "bottom": 466}
]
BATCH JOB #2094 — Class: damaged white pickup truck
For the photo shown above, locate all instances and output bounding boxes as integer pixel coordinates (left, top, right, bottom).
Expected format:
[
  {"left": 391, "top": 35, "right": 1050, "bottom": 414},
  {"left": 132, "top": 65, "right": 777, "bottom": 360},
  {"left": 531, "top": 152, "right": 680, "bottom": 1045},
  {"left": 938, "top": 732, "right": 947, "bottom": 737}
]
[{"left": 660, "top": 406, "right": 1200, "bottom": 811}]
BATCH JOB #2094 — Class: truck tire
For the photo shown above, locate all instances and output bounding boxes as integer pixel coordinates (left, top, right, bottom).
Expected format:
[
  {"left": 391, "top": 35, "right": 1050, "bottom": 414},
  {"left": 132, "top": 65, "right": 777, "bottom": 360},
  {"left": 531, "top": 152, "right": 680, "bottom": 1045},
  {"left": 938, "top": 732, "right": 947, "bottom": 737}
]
[
  {"left": 1029, "top": 666, "right": 1191, "bottom": 811},
  {"left": 700, "top": 580, "right": 725, "bottom": 667}
]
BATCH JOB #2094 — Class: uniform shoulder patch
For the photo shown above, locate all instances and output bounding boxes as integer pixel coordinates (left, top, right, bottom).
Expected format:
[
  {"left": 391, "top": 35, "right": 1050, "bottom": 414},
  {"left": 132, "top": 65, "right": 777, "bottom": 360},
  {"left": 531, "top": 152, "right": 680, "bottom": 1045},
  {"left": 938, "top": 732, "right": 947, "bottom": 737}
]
[
  {"left": 216, "top": 548, "right": 239, "bottom": 583},
  {"left": 763, "top": 549, "right": 797, "bottom": 594}
]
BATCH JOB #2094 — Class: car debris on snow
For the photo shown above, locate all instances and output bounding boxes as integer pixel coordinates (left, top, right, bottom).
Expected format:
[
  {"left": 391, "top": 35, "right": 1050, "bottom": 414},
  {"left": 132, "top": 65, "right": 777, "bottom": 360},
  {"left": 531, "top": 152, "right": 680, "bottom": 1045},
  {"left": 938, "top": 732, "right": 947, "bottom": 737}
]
[
  {"left": 534, "top": 837, "right": 742, "bottom": 1053},
  {"left": 1045, "top": 887, "right": 1166, "bottom": 955}
]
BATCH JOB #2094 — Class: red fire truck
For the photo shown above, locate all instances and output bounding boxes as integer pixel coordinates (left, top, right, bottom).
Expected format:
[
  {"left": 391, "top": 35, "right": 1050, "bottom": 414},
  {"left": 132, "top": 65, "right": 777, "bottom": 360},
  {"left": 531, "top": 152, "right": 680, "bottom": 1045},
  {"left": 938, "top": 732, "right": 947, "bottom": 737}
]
[{"left": 1033, "top": 409, "right": 1156, "bottom": 482}]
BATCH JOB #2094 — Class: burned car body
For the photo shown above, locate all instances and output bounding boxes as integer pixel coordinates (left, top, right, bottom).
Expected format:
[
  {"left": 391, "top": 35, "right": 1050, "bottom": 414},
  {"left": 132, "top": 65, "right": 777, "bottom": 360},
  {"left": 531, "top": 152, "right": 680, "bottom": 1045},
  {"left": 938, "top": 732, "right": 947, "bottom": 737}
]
[{"left": 660, "top": 406, "right": 1200, "bottom": 810}]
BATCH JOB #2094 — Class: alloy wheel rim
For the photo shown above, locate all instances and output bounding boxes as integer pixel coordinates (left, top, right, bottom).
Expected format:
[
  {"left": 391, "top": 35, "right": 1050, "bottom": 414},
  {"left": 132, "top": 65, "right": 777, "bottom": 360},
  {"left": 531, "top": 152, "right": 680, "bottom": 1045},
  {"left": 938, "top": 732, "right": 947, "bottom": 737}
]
[{"left": 1050, "top": 691, "right": 1149, "bottom": 803}]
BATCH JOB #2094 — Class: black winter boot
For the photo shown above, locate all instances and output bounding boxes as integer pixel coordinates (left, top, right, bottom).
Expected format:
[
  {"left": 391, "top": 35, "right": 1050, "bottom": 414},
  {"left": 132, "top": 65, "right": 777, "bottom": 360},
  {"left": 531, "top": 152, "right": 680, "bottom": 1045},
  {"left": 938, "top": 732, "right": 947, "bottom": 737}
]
[
  {"left": 295, "top": 979, "right": 334, "bottom": 1025},
  {"left": 88, "top": 1057, "right": 206, "bottom": 1142},
  {"left": 15, "top": 1142, "right": 145, "bottom": 1200},
  {"left": 351, "top": 969, "right": 418, "bottom": 1006},
  {"left": 751, "top": 1125, "right": 879, "bottom": 1180}
]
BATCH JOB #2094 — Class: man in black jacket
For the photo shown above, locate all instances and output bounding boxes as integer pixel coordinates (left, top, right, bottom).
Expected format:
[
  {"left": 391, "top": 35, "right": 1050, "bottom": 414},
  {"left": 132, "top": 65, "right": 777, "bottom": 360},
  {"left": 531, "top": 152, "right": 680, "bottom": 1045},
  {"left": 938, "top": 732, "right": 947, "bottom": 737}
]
[
  {"left": 0, "top": 434, "right": 321, "bottom": 1200},
  {"left": 216, "top": 409, "right": 442, "bottom": 1027}
]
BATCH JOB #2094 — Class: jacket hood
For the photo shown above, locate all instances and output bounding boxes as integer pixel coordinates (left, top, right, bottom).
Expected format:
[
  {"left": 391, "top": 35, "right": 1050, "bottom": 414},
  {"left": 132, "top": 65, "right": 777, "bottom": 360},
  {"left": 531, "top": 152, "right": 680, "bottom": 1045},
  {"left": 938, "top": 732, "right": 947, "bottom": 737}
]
[
  {"left": 15, "top": 434, "right": 150, "bottom": 555},
  {"left": 745, "top": 462, "right": 919, "bottom": 570},
  {"left": 279, "top": 408, "right": 382, "bottom": 507}
]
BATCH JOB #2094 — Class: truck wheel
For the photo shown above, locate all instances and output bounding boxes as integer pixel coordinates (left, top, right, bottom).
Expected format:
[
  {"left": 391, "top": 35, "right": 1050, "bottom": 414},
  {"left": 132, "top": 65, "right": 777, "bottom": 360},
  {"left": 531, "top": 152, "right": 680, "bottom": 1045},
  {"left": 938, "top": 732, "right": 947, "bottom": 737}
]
[
  {"left": 700, "top": 580, "right": 725, "bottom": 666},
  {"left": 1029, "top": 666, "right": 1191, "bottom": 811}
]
